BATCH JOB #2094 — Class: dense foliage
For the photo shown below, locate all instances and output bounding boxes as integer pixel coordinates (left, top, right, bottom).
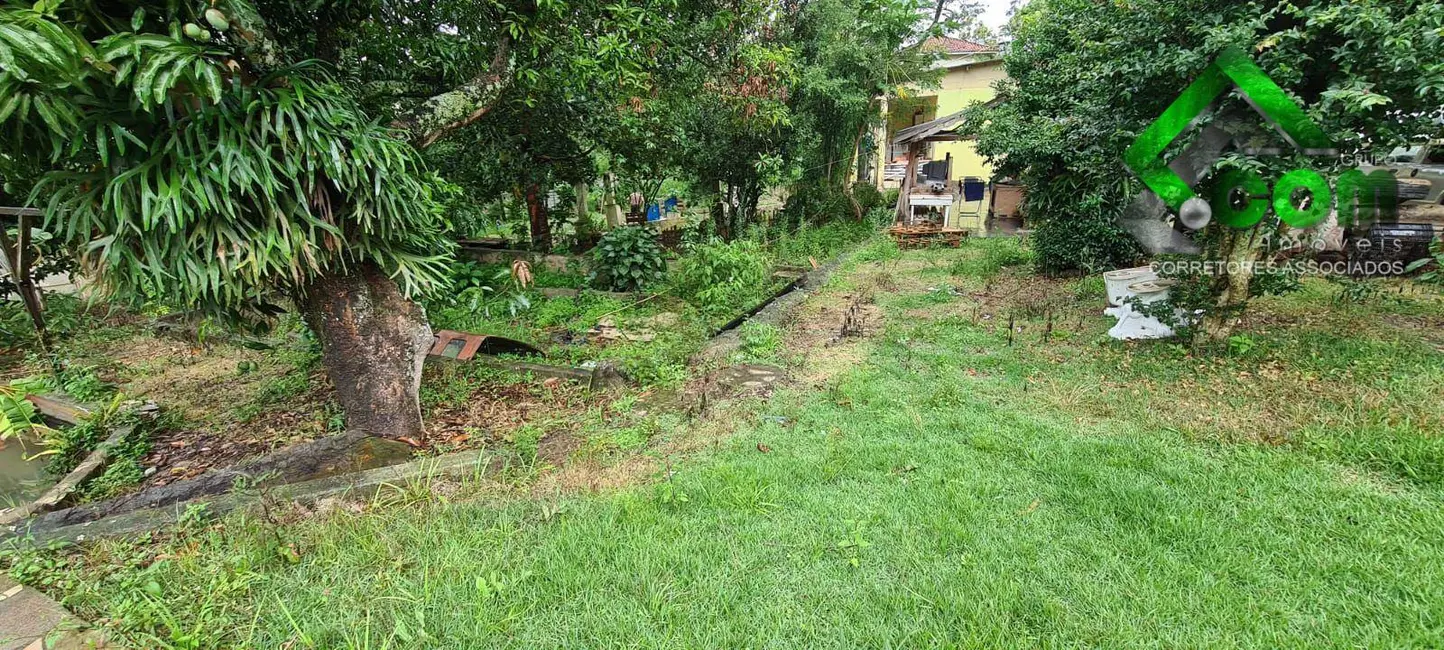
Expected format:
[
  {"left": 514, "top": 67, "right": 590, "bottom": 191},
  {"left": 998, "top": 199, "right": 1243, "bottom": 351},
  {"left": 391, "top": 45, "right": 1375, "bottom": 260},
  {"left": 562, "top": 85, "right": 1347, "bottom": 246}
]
[
  {"left": 429, "top": 0, "right": 963, "bottom": 247},
  {"left": 671, "top": 240, "right": 772, "bottom": 319},
  {"left": 0, "top": 2, "right": 453, "bottom": 316},
  {"left": 589, "top": 227, "right": 668, "bottom": 293},
  {"left": 966, "top": 0, "right": 1444, "bottom": 274}
]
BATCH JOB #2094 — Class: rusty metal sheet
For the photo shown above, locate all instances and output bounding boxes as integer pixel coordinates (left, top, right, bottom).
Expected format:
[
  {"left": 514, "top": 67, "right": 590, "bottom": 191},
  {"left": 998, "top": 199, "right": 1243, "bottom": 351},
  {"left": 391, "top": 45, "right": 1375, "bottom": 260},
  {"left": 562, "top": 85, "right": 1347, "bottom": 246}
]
[{"left": 428, "top": 330, "right": 543, "bottom": 361}]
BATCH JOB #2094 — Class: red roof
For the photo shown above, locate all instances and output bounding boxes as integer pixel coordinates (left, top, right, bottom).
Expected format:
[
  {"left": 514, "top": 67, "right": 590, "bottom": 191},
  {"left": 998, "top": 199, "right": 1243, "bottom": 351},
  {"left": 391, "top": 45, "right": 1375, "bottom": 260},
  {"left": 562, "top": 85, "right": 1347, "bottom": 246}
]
[{"left": 923, "top": 37, "right": 993, "bottom": 54}]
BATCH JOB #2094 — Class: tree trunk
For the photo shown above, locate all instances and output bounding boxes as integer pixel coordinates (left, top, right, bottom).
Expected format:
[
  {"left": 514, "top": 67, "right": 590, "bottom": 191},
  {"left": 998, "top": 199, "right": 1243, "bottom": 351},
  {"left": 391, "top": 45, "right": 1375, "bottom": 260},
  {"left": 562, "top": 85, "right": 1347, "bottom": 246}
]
[
  {"left": 873, "top": 95, "right": 889, "bottom": 190},
  {"left": 1201, "top": 227, "right": 1267, "bottom": 343},
  {"left": 844, "top": 121, "right": 866, "bottom": 221},
  {"left": 573, "top": 182, "right": 590, "bottom": 228},
  {"left": 299, "top": 263, "right": 432, "bottom": 440},
  {"left": 526, "top": 182, "right": 552, "bottom": 251}
]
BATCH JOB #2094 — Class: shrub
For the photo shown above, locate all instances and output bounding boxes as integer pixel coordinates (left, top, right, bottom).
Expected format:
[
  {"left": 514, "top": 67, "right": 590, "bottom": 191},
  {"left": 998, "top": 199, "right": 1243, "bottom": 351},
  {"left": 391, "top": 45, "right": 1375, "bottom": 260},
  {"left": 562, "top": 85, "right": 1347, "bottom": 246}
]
[
  {"left": 1250, "top": 264, "right": 1302, "bottom": 297},
  {"left": 589, "top": 227, "right": 668, "bottom": 292},
  {"left": 864, "top": 205, "right": 893, "bottom": 228},
  {"left": 672, "top": 240, "right": 772, "bottom": 319},
  {"left": 1029, "top": 205, "right": 1140, "bottom": 275},
  {"left": 851, "top": 183, "right": 884, "bottom": 214},
  {"left": 782, "top": 182, "right": 850, "bottom": 223}
]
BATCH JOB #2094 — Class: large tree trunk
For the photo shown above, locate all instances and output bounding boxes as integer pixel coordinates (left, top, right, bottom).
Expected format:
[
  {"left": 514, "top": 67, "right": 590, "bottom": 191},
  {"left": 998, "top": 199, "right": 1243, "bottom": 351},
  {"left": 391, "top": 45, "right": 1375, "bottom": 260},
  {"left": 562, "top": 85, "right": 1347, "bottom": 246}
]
[
  {"left": 526, "top": 182, "right": 552, "bottom": 251},
  {"left": 299, "top": 263, "right": 432, "bottom": 440}
]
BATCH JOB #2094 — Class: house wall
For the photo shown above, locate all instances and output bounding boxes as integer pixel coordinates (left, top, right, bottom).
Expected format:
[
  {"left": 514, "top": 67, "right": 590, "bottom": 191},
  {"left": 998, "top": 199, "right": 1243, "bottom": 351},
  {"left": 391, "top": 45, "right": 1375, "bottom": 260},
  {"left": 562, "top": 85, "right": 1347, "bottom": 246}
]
[
  {"left": 922, "top": 59, "right": 1004, "bottom": 231},
  {"left": 884, "top": 58, "right": 1006, "bottom": 232},
  {"left": 934, "top": 60, "right": 1003, "bottom": 232},
  {"left": 931, "top": 60, "right": 1006, "bottom": 185}
]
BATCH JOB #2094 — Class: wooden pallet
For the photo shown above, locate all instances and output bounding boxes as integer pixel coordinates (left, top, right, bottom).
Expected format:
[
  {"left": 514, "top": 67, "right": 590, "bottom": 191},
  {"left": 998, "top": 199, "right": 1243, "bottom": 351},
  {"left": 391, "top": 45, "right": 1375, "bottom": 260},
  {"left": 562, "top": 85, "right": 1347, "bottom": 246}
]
[{"left": 888, "top": 225, "right": 969, "bottom": 249}]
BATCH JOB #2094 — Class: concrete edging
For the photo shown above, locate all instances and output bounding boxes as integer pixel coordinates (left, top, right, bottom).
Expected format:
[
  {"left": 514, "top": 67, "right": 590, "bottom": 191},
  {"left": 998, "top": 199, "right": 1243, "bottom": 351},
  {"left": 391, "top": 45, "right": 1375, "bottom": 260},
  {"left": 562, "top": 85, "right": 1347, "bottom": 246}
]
[
  {"left": 5, "top": 449, "right": 494, "bottom": 548},
  {"left": 696, "top": 247, "right": 855, "bottom": 363}
]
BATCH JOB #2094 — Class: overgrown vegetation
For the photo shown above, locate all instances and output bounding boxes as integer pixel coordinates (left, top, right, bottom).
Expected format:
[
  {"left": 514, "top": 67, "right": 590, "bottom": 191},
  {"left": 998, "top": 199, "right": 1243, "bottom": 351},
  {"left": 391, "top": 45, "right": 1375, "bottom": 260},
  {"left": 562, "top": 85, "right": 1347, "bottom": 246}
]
[
  {"left": 11, "top": 242, "right": 1443, "bottom": 647},
  {"left": 671, "top": 240, "right": 772, "bottom": 320}
]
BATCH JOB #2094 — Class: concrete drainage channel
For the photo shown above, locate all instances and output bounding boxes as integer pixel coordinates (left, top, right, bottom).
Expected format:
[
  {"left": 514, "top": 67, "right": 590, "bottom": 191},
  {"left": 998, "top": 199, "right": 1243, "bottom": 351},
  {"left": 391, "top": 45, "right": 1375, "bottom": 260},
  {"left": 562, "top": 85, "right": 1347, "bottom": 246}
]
[{"left": 0, "top": 396, "right": 138, "bottom": 528}]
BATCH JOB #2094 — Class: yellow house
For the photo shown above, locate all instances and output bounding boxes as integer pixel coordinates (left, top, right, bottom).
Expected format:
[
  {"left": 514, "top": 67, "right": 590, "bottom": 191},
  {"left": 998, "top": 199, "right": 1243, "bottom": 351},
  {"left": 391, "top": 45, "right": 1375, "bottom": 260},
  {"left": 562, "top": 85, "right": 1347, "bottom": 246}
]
[{"left": 880, "top": 38, "right": 1005, "bottom": 231}]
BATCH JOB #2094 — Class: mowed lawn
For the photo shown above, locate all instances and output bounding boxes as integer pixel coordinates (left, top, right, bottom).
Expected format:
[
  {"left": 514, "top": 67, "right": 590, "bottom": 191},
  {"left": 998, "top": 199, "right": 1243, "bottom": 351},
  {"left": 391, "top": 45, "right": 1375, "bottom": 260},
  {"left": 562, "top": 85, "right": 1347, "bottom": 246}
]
[{"left": 10, "top": 241, "right": 1444, "bottom": 648}]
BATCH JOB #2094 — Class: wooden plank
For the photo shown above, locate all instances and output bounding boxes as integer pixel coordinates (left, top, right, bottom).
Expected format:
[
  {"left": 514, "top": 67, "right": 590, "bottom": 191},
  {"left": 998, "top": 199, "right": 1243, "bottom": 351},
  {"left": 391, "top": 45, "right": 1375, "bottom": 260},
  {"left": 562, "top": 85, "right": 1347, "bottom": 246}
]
[{"left": 24, "top": 394, "right": 90, "bottom": 425}]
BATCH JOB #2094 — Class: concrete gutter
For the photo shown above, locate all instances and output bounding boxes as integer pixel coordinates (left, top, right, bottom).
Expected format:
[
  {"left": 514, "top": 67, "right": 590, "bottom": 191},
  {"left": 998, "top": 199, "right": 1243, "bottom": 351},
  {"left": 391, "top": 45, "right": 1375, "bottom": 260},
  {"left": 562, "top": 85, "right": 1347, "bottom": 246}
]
[
  {"left": 0, "top": 426, "right": 132, "bottom": 528},
  {"left": 0, "top": 397, "right": 109, "bottom": 527},
  {"left": 0, "top": 397, "right": 158, "bottom": 527},
  {"left": 5, "top": 449, "right": 496, "bottom": 549},
  {"left": 695, "top": 249, "right": 854, "bottom": 363}
]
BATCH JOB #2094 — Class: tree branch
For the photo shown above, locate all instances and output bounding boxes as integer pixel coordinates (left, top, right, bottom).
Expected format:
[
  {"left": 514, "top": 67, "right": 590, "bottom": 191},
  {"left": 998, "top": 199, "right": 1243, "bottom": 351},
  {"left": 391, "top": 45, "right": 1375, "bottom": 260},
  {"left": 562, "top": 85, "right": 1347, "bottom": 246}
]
[
  {"left": 393, "top": 37, "right": 514, "bottom": 150},
  {"left": 224, "top": 0, "right": 288, "bottom": 71}
]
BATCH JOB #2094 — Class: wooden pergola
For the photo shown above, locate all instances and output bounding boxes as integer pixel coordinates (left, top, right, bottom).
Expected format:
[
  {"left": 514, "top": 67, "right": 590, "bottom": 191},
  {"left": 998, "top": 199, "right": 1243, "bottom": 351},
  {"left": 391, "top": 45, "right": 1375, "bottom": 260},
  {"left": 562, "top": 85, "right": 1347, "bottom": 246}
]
[{"left": 890, "top": 109, "right": 969, "bottom": 223}]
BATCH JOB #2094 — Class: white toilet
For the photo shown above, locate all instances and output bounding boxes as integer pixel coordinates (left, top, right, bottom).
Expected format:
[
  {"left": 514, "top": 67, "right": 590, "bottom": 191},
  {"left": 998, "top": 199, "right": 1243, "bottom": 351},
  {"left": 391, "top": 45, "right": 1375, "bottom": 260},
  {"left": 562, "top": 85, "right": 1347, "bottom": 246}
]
[
  {"left": 1106, "top": 279, "right": 1179, "bottom": 340},
  {"left": 1102, "top": 266, "right": 1157, "bottom": 307}
]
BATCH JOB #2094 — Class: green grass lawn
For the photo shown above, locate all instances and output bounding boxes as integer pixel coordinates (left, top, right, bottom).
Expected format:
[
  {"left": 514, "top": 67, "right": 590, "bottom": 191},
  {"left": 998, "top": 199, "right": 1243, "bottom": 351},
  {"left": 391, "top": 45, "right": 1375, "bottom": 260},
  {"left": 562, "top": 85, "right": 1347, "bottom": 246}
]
[{"left": 8, "top": 239, "right": 1444, "bottom": 648}]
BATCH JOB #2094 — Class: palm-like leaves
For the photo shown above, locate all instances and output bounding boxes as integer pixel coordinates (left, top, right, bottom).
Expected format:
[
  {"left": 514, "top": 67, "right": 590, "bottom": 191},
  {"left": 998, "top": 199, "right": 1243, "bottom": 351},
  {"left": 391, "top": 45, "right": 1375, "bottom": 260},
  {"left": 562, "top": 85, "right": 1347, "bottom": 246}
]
[{"left": 1, "top": 4, "right": 451, "bottom": 316}]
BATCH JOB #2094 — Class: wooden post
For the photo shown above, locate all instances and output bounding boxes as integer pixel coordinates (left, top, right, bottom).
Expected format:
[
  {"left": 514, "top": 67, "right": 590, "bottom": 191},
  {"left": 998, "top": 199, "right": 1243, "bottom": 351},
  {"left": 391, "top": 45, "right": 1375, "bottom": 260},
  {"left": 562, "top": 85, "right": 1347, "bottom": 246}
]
[
  {"left": 0, "top": 211, "right": 52, "bottom": 354},
  {"left": 572, "top": 181, "right": 592, "bottom": 239},
  {"left": 893, "top": 141, "right": 921, "bottom": 224},
  {"left": 716, "top": 181, "right": 732, "bottom": 240}
]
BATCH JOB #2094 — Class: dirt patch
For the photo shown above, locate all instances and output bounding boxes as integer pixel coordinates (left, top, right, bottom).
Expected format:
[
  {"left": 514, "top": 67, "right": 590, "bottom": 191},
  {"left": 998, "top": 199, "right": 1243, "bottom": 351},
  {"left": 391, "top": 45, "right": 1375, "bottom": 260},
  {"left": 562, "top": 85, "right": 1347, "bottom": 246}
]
[
  {"left": 778, "top": 273, "right": 886, "bottom": 387},
  {"left": 79, "top": 336, "right": 292, "bottom": 422},
  {"left": 424, "top": 378, "right": 592, "bottom": 449},
  {"left": 535, "top": 431, "right": 583, "bottom": 467}
]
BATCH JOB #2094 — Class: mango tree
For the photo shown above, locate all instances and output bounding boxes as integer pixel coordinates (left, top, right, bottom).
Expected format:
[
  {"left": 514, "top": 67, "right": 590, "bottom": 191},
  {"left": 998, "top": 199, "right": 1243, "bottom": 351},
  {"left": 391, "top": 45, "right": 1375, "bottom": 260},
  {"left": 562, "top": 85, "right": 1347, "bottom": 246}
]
[{"left": 0, "top": 0, "right": 659, "bottom": 439}]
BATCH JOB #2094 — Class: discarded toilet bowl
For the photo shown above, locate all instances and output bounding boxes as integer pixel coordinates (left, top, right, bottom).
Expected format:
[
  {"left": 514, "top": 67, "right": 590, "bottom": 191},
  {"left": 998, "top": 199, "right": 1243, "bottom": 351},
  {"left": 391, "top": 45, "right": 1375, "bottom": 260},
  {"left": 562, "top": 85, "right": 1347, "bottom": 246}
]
[
  {"left": 1102, "top": 266, "right": 1157, "bottom": 307},
  {"left": 1107, "top": 279, "right": 1179, "bottom": 340}
]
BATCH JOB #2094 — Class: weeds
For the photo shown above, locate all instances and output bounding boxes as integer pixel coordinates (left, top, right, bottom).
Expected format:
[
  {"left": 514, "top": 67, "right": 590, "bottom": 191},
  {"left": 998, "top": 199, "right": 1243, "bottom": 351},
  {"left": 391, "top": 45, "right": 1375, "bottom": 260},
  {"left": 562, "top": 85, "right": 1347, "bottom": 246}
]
[
  {"left": 736, "top": 322, "right": 785, "bottom": 364},
  {"left": 671, "top": 240, "right": 773, "bottom": 321}
]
